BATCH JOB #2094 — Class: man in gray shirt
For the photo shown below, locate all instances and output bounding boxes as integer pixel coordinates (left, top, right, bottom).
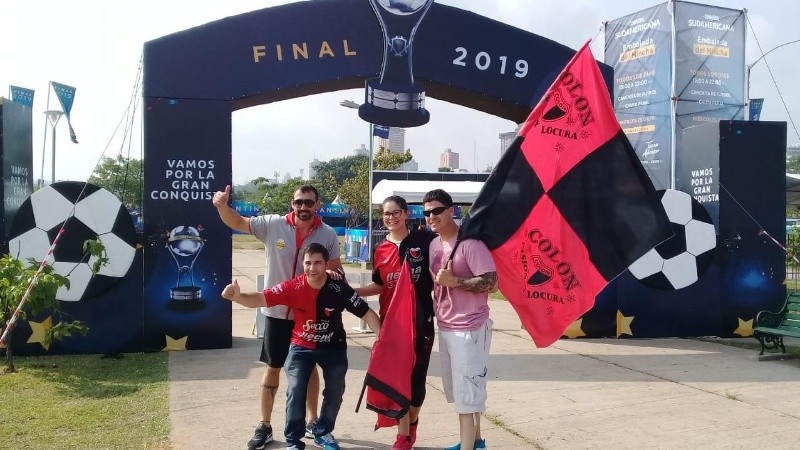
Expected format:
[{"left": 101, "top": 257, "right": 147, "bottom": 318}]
[{"left": 213, "top": 184, "right": 342, "bottom": 450}]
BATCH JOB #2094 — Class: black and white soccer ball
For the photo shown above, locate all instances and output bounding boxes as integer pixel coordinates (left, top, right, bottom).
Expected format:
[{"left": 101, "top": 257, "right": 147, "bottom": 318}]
[
  {"left": 8, "top": 182, "right": 137, "bottom": 301},
  {"left": 628, "top": 189, "right": 717, "bottom": 290}
]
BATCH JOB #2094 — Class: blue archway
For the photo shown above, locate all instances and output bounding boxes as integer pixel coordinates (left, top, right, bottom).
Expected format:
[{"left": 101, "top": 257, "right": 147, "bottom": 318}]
[{"left": 140, "top": 0, "right": 612, "bottom": 349}]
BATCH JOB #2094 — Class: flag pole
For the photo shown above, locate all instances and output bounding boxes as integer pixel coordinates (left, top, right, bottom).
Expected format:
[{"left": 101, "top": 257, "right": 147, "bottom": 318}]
[{"left": 40, "top": 82, "right": 52, "bottom": 187}]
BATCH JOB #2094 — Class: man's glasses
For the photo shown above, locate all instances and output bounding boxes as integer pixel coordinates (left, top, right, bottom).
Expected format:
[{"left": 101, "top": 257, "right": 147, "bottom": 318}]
[
  {"left": 292, "top": 199, "right": 316, "bottom": 208},
  {"left": 382, "top": 210, "right": 405, "bottom": 219},
  {"left": 422, "top": 206, "right": 449, "bottom": 217}
]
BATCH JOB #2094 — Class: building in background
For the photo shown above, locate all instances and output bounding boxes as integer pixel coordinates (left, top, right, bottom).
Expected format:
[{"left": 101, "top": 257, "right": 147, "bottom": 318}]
[
  {"left": 499, "top": 131, "right": 516, "bottom": 155},
  {"left": 399, "top": 159, "right": 418, "bottom": 171},
  {"left": 377, "top": 127, "right": 406, "bottom": 153},
  {"left": 353, "top": 144, "right": 369, "bottom": 157},
  {"left": 309, "top": 158, "right": 321, "bottom": 179},
  {"left": 440, "top": 148, "right": 460, "bottom": 170}
]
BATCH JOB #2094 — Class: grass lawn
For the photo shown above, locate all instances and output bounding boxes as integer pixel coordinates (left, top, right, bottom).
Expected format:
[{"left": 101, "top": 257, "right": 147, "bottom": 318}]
[{"left": 0, "top": 352, "right": 169, "bottom": 449}]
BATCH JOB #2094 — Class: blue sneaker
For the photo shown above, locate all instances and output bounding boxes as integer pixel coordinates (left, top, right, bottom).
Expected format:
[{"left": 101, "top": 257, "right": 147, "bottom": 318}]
[
  {"left": 444, "top": 438, "right": 486, "bottom": 450},
  {"left": 313, "top": 432, "right": 340, "bottom": 450}
]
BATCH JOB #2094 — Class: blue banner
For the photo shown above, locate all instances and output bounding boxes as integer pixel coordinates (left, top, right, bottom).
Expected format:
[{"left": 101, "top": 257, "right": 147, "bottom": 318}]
[
  {"left": 9, "top": 85, "right": 34, "bottom": 107},
  {"left": 673, "top": 3, "right": 746, "bottom": 219},
  {"left": 749, "top": 98, "right": 763, "bottom": 121},
  {"left": 373, "top": 124, "right": 390, "bottom": 138},
  {"left": 231, "top": 200, "right": 259, "bottom": 216},
  {"left": 51, "top": 81, "right": 79, "bottom": 143},
  {"left": 317, "top": 203, "right": 350, "bottom": 218},
  {"left": 605, "top": 3, "right": 673, "bottom": 190}
]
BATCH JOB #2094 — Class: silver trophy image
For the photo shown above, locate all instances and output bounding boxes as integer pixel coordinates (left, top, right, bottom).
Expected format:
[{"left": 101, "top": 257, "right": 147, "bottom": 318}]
[
  {"left": 167, "top": 225, "right": 205, "bottom": 310},
  {"left": 359, "top": 0, "right": 433, "bottom": 127}
]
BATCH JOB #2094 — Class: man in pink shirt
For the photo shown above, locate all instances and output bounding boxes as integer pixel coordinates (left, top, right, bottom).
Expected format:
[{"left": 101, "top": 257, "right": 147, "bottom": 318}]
[{"left": 423, "top": 189, "right": 497, "bottom": 450}]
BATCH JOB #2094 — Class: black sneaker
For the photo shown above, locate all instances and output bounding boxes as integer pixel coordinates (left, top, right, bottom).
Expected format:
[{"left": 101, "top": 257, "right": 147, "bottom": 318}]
[
  {"left": 248, "top": 422, "right": 273, "bottom": 450},
  {"left": 304, "top": 422, "right": 314, "bottom": 439}
]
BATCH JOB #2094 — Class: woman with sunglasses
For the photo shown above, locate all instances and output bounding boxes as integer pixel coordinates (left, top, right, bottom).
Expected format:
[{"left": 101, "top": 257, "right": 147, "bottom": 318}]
[{"left": 354, "top": 195, "right": 436, "bottom": 450}]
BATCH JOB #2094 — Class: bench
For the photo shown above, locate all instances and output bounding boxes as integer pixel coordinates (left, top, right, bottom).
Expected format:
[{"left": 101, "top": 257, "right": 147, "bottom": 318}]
[{"left": 753, "top": 293, "right": 800, "bottom": 355}]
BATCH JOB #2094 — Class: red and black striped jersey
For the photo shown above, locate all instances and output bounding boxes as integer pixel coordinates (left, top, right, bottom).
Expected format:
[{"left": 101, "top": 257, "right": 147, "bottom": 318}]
[{"left": 263, "top": 275, "right": 371, "bottom": 349}]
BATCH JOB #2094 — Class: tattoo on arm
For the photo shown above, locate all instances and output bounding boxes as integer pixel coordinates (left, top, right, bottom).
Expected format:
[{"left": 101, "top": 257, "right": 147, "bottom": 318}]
[{"left": 456, "top": 272, "right": 498, "bottom": 293}]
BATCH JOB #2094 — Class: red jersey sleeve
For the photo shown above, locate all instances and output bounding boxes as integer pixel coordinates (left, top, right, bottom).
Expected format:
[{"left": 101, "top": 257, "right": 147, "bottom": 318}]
[{"left": 263, "top": 278, "right": 295, "bottom": 308}]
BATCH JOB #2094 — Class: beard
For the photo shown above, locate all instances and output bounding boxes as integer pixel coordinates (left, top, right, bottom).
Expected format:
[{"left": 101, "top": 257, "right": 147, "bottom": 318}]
[{"left": 296, "top": 210, "right": 313, "bottom": 221}]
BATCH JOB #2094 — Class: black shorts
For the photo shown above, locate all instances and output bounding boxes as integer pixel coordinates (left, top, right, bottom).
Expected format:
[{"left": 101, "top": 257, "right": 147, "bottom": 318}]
[{"left": 259, "top": 316, "right": 294, "bottom": 368}]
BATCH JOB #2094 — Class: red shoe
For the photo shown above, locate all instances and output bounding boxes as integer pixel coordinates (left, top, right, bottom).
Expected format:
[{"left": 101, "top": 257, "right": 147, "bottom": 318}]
[{"left": 392, "top": 434, "right": 412, "bottom": 450}]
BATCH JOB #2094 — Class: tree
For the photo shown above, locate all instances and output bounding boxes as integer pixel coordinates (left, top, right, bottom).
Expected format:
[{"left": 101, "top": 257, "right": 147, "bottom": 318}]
[
  {"left": 337, "top": 148, "right": 413, "bottom": 228},
  {"left": 87, "top": 156, "right": 143, "bottom": 210},
  {"left": 312, "top": 155, "right": 368, "bottom": 189},
  {"left": 257, "top": 178, "right": 306, "bottom": 214},
  {"left": 338, "top": 158, "right": 369, "bottom": 228},
  {"left": 788, "top": 156, "right": 800, "bottom": 217},
  {"left": 438, "top": 167, "right": 453, "bottom": 172},
  {"left": 374, "top": 147, "right": 412, "bottom": 170},
  {"left": 0, "top": 238, "right": 107, "bottom": 373}
]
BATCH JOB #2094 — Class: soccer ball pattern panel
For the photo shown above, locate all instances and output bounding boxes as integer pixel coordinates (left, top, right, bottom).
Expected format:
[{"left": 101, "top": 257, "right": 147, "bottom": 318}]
[
  {"left": 29, "top": 184, "right": 74, "bottom": 230},
  {"left": 74, "top": 188, "right": 123, "bottom": 235},
  {"left": 8, "top": 182, "right": 137, "bottom": 302},
  {"left": 8, "top": 228, "right": 54, "bottom": 265},
  {"left": 628, "top": 189, "right": 717, "bottom": 291}
]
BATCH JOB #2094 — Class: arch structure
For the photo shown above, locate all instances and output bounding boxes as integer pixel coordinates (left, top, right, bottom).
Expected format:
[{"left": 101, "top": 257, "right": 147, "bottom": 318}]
[{"left": 140, "top": 0, "right": 612, "bottom": 349}]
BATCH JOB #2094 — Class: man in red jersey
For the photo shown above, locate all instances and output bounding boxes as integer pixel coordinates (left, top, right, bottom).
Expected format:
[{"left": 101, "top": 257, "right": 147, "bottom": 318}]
[{"left": 223, "top": 243, "right": 381, "bottom": 450}]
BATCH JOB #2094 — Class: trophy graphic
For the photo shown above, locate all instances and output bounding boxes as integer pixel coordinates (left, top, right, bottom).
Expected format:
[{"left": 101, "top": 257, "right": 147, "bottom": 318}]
[
  {"left": 166, "top": 225, "right": 205, "bottom": 310},
  {"left": 359, "top": 0, "right": 434, "bottom": 127}
]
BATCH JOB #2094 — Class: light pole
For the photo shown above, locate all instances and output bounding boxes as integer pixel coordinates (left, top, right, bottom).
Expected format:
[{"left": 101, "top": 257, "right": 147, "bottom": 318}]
[
  {"left": 43, "top": 110, "right": 64, "bottom": 184},
  {"left": 340, "top": 99, "right": 374, "bottom": 263},
  {"left": 746, "top": 38, "right": 800, "bottom": 118}
]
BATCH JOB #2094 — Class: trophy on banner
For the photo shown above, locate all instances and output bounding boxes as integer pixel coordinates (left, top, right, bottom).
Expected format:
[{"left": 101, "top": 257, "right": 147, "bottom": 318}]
[
  {"left": 166, "top": 225, "right": 206, "bottom": 310},
  {"left": 359, "top": 0, "right": 434, "bottom": 127}
]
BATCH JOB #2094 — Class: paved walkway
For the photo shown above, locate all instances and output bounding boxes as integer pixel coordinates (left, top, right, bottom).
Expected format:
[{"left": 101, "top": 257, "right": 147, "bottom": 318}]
[{"left": 169, "top": 249, "right": 800, "bottom": 450}]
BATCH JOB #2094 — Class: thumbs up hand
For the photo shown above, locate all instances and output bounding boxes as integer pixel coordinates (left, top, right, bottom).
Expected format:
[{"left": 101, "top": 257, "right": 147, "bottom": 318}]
[
  {"left": 212, "top": 185, "right": 231, "bottom": 208},
  {"left": 435, "top": 260, "right": 459, "bottom": 288},
  {"left": 221, "top": 278, "right": 240, "bottom": 302}
]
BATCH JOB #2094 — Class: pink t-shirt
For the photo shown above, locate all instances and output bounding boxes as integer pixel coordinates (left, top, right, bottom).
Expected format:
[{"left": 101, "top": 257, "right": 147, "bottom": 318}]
[{"left": 429, "top": 236, "right": 495, "bottom": 331}]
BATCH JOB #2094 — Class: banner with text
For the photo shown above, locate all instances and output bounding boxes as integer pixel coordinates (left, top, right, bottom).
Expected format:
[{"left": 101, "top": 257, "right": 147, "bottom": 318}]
[
  {"left": 142, "top": 97, "right": 232, "bottom": 351},
  {"left": 673, "top": 2, "right": 745, "bottom": 222},
  {"left": 1, "top": 100, "right": 34, "bottom": 251},
  {"left": 605, "top": 3, "right": 673, "bottom": 190}
]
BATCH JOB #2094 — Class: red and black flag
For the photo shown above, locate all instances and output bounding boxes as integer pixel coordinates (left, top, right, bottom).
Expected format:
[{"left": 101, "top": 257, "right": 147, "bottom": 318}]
[
  {"left": 459, "top": 42, "right": 671, "bottom": 347},
  {"left": 360, "top": 261, "right": 416, "bottom": 427}
]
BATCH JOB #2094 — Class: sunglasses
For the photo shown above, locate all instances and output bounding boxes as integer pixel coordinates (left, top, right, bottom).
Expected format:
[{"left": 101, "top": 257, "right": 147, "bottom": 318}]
[
  {"left": 292, "top": 199, "right": 316, "bottom": 208},
  {"left": 422, "top": 206, "right": 449, "bottom": 217},
  {"left": 382, "top": 210, "right": 405, "bottom": 219}
]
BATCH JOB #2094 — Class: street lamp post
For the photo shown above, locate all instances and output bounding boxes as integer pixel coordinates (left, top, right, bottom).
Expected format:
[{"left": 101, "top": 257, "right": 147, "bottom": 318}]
[
  {"left": 340, "top": 100, "right": 374, "bottom": 263},
  {"left": 43, "top": 110, "right": 64, "bottom": 184},
  {"left": 746, "top": 38, "right": 800, "bottom": 118}
]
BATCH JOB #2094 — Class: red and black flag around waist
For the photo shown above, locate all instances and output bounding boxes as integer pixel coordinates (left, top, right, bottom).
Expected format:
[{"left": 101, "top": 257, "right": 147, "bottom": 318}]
[
  {"left": 459, "top": 42, "right": 672, "bottom": 348},
  {"left": 360, "top": 261, "right": 416, "bottom": 425}
]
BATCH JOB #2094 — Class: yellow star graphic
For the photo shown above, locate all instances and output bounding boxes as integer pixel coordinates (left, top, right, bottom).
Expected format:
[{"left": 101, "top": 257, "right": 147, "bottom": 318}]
[
  {"left": 616, "top": 310, "right": 634, "bottom": 337},
  {"left": 162, "top": 335, "right": 188, "bottom": 351},
  {"left": 563, "top": 318, "right": 587, "bottom": 339},
  {"left": 733, "top": 318, "right": 753, "bottom": 337},
  {"left": 27, "top": 316, "right": 54, "bottom": 350}
]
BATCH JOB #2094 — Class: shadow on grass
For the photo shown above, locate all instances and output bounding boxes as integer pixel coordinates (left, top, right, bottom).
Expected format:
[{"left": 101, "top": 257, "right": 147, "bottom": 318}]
[{"left": 18, "top": 352, "right": 167, "bottom": 399}]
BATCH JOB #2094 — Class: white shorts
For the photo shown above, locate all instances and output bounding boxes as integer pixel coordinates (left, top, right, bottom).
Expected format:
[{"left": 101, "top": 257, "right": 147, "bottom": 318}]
[{"left": 438, "top": 319, "right": 493, "bottom": 414}]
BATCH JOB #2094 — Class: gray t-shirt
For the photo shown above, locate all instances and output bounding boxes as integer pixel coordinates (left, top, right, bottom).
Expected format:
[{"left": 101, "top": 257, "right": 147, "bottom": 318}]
[{"left": 249, "top": 213, "right": 340, "bottom": 319}]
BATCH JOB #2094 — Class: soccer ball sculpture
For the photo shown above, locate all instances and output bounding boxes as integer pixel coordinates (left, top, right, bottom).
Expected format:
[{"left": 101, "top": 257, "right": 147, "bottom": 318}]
[
  {"left": 628, "top": 189, "right": 717, "bottom": 290},
  {"left": 8, "top": 182, "right": 137, "bottom": 301}
]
